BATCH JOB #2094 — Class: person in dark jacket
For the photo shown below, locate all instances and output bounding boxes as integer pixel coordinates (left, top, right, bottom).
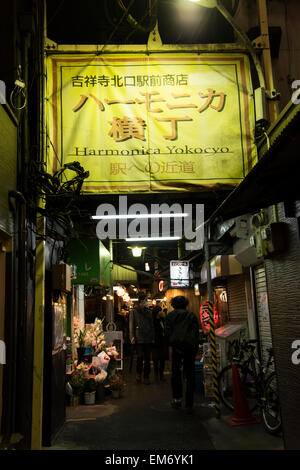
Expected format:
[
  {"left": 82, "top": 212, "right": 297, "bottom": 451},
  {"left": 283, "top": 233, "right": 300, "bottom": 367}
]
[
  {"left": 152, "top": 306, "right": 168, "bottom": 382},
  {"left": 166, "top": 296, "right": 200, "bottom": 414},
  {"left": 129, "top": 292, "right": 155, "bottom": 384}
]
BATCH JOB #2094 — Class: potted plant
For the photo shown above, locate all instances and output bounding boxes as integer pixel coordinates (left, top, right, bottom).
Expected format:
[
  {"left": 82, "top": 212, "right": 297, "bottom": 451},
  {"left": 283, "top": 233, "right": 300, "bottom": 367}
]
[
  {"left": 109, "top": 374, "right": 125, "bottom": 398},
  {"left": 66, "top": 359, "right": 73, "bottom": 373},
  {"left": 68, "top": 374, "right": 85, "bottom": 407},
  {"left": 83, "top": 378, "right": 97, "bottom": 405},
  {"left": 76, "top": 362, "right": 90, "bottom": 378}
]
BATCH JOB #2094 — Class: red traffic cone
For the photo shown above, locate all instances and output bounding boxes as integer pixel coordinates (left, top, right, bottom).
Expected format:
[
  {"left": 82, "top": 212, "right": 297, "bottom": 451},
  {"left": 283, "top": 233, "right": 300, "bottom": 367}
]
[{"left": 228, "top": 363, "right": 261, "bottom": 426}]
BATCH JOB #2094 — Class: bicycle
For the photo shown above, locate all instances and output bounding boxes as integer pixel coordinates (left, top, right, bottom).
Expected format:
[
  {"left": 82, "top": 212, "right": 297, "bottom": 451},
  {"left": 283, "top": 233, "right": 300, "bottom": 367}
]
[{"left": 217, "top": 338, "right": 282, "bottom": 435}]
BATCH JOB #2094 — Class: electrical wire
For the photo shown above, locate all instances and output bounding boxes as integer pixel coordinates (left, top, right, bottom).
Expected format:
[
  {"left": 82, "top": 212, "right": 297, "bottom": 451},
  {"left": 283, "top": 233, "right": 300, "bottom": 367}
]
[
  {"left": 101, "top": 0, "right": 136, "bottom": 52},
  {"left": 124, "top": 0, "right": 158, "bottom": 43},
  {"left": 10, "top": 65, "right": 27, "bottom": 111},
  {"left": 117, "top": 0, "right": 157, "bottom": 33},
  {"left": 47, "top": 0, "right": 66, "bottom": 25}
]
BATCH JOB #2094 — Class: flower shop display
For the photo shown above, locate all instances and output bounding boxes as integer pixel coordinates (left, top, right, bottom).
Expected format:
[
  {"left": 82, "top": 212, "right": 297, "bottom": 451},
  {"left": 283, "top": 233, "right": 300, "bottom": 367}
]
[
  {"left": 68, "top": 373, "right": 85, "bottom": 406},
  {"left": 76, "top": 362, "right": 90, "bottom": 378},
  {"left": 69, "top": 317, "right": 124, "bottom": 406},
  {"left": 73, "top": 317, "right": 87, "bottom": 363},
  {"left": 97, "top": 351, "right": 111, "bottom": 371},
  {"left": 66, "top": 359, "right": 73, "bottom": 373},
  {"left": 94, "top": 369, "right": 107, "bottom": 403},
  {"left": 80, "top": 317, "right": 120, "bottom": 372},
  {"left": 83, "top": 378, "right": 97, "bottom": 405},
  {"left": 109, "top": 374, "right": 125, "bottom": 398}
]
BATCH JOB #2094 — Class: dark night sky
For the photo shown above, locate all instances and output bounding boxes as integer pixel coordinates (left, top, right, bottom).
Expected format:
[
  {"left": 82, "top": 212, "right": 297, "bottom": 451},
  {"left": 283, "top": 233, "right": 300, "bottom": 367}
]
[{"left": 46, "top": 0, "right": 235, "bottom": 45}]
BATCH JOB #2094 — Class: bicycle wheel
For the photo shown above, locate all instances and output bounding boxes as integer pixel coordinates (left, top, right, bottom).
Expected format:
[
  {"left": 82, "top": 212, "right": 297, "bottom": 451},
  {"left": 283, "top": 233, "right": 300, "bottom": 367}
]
[
  {"left": 262, "top": 372, "right": 282, "bottom": 435},
  {"left": 218, "top": 364, "right": 258, "bottom": 411}
]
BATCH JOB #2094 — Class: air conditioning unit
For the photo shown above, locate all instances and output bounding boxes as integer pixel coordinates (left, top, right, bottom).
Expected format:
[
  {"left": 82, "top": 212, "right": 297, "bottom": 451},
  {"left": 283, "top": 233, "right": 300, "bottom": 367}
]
[{"left": 52, "top": 263, "right": 72, "bottom": 292}]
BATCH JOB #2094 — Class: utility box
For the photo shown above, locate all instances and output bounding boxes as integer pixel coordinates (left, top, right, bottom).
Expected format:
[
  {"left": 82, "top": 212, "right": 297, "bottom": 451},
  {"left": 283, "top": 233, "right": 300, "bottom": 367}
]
[
  {"left": 52, "top": 263, "right": 72, "bottom": 292},
  {"left": 215, "top": 323, "right": 247, "bottom": 369}
]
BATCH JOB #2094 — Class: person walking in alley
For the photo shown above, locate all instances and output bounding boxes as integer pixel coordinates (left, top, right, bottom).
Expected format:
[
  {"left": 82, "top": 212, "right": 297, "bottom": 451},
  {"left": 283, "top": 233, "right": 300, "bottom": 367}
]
[
  {"left": 166, "top": 296, "right": 200, "bottom": 414},
  {"left": 152, "top": 306, "right": 168, "bottom": 383},
  {"left": 129, "top": 292, "right": 155, "bottom": 384}
]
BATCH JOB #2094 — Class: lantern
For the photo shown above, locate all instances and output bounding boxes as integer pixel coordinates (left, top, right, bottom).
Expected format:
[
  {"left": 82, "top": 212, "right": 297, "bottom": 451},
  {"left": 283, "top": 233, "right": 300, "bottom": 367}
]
[{"left": 200, "top": 302, "right": 220, "bottom": 332}]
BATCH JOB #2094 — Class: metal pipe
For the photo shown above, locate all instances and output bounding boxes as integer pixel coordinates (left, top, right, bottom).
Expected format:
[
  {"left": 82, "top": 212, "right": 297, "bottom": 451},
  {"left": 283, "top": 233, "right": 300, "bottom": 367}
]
[
  {"left": 204, "top": 224, "right": 221, "bottom": 419},
  {"left": 216, "top": 3, "right": 266, "bottom": 89}
]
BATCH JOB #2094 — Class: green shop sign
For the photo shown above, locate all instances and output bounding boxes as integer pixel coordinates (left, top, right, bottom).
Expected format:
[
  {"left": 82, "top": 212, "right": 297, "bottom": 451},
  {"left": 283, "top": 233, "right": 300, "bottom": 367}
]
[{"left": 67, "top": 239, "right": 111, "bottom": 285}]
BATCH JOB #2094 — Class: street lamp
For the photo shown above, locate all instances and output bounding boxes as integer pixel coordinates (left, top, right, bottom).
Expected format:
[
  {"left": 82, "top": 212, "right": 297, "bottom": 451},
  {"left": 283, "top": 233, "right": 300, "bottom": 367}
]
[
  {"left": 187, "top": 0, "right": 265, "bottom": 89},
  {"left": 127, "top": 246, "right": 147, "bottom": 257}
]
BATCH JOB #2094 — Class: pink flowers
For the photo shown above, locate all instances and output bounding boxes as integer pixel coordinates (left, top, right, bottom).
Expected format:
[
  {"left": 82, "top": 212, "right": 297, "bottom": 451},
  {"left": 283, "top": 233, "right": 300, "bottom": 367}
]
[{"left": 106, "top": 346, "right": 118, "bottom": 357}]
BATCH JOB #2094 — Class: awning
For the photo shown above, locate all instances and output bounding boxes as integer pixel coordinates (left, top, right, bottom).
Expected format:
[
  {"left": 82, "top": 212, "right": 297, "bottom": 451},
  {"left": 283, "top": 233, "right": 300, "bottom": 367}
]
[
  {"left": 200, "top": 255, "right": 243, "bottom": 283},
  {"left": 207, "top": 100, "right": 300, "bottom": 223},
  {"left": 113, "top": 264, "right": 138, "bottom": 283}
]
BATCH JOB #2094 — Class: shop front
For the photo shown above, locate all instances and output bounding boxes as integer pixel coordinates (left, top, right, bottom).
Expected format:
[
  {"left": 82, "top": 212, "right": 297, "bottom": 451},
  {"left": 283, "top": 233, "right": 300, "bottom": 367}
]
[
  {"left": 199, "top": 255, "right": 250, "bottom": 364},
  {"left": 42, "top": 238, "right": 130, "bottom": 445}
]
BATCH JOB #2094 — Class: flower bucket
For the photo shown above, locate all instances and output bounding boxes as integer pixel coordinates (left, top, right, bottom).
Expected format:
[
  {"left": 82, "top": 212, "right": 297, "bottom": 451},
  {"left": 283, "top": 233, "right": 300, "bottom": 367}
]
[
  {"left": 111, "top": 389, "right": 120, "bottom": 399},
  {"left": 84, "top": 391, "right": 96, "bottom": 405}
]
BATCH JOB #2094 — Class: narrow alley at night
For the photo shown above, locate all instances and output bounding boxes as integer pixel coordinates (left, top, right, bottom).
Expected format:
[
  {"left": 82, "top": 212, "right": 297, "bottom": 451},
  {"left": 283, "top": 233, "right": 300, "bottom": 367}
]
[{"left": 0, "top": 0, "right": 300, "bottom": 459}]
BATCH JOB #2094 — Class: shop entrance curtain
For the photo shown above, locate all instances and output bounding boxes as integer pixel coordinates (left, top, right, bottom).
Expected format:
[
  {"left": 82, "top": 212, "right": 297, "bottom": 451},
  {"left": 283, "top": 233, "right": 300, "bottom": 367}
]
[{"left": 46, "top": 53, "right": 257, "bottom": 193}]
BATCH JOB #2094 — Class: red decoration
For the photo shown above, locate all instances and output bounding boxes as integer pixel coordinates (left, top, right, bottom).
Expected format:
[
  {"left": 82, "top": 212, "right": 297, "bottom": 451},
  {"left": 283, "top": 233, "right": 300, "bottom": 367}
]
[
  {"left": 158, "top": 280, "right": 164, "bottom": 292},
  {"left": 200, "top": 302, "right": 220, "bottom": 332}
]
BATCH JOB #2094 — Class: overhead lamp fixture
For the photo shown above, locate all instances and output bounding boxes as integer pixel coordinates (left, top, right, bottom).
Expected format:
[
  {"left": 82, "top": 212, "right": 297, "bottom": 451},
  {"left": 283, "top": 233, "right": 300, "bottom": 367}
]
[
  {"left": 126, "top": 236, "right": 181, "bottom": 242},
  {"left": 91, "top": 213, "right": 188, "bottom": 220},
  {"left": 187, "top": 0, "right": 265, "bottom": 89},
  {"left": 128, "top": 246, "right": 146, "bottom": 257},
  {"left": 188, "top": 0, "right": 217, "bottom": 7},
  {"left": 132, "top": 247, "right": 142, "bottom": 257}
]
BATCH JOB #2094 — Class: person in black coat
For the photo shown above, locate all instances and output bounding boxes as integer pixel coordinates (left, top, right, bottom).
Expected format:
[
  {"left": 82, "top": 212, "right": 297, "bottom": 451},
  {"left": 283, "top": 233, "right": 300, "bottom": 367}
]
[
  {"left": 129, "top": 292, "right": 155, "bottom": 384},
  {"left": 166, "top": 296, "right": 200, "bottom": 414},
  {"left": 152, "top": 306, "right": 168, "bottom": 382}
]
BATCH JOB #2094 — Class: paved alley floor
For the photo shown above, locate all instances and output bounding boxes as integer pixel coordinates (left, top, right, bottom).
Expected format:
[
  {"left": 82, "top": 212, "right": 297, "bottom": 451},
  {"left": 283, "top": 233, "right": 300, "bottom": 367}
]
[{"left": 50, "top": 360, "right": 284, "bottom": 452}]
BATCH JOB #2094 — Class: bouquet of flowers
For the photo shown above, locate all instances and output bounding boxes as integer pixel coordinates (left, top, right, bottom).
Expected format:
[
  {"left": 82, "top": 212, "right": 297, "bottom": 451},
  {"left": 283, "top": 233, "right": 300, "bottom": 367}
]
[
  {"left": 73, "top": 317, "right": 86, "bottom": 347},
  {"left": 85, "top": 317, "right": 106, "bottom": 353},
  {"left": 76, "top": 361, "right": 90, "bottom": 377},
  {"left": 109, "top": 374, "right": 125, "bottom": 392}
]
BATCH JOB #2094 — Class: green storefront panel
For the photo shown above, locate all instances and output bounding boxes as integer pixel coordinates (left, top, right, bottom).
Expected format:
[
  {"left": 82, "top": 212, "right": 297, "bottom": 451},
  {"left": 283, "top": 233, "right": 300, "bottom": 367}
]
[{"left": 67, "top": 239, "right": 111, "bottom": 286}]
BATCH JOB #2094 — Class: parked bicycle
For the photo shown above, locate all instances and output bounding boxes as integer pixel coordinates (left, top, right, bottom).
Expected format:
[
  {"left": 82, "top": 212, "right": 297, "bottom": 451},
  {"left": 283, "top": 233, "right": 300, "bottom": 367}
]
[{"left": 217, "top": 338, "right": 282, "bottom": 435}]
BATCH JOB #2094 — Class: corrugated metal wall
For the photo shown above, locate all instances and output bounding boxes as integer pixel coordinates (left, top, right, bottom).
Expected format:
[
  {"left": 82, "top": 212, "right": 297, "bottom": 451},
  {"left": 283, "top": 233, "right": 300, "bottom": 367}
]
[
  {"left": 254, "top": 264, "right": 273, "bottom": 365},
  {"left": 0, "top": 106, "right": 17, "bottom": 235},
  {"left": 227, "top": 274, "right": 248, "bottom": 323},
  {"left": 264, "top": 202, "right": 300, "bottom": 449}
]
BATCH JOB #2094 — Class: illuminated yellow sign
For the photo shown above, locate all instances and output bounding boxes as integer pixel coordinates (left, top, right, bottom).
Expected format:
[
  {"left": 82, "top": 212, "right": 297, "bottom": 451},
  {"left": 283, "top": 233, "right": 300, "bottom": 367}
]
[{"left": 46, "top": 53, "right": 257, "bottom": 193}]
